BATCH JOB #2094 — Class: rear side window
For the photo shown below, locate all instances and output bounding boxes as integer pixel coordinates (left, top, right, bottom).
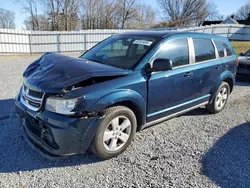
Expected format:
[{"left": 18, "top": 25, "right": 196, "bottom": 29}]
[
  {"left": 214, "top": 40, "right": 233, "bottom": 57},
  {"left": 193, "top": 39, "right": 215, "bottom": 63},
  {"left": 155, "top": 38, "right": 189, "bottom": 67},
  {"left": 225, "top": 44, "right": 233, "bottom": 56}
]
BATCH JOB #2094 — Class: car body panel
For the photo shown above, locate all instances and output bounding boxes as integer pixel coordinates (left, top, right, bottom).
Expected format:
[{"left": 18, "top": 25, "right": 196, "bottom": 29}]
[{"left": 237, "top": 54, "right": 250, "bottom": 80}]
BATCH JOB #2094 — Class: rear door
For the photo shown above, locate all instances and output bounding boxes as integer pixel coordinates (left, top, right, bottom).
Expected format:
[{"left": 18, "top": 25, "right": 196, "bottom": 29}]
[{"left": 188, "top": 38, "right": 224, "bottom": 100}]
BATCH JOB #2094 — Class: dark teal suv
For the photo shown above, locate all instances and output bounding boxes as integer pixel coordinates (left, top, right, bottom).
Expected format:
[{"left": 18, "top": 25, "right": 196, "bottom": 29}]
[{"left": 15, "top": 31, "right": 237, "bottom": 159}]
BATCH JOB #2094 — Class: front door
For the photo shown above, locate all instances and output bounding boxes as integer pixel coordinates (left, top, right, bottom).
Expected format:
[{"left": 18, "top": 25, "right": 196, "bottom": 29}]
[{"left": 147, "top": 37, "right": 196, "bottom": 122}]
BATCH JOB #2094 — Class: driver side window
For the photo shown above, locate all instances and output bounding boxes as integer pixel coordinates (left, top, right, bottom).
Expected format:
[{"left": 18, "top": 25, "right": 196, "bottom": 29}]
[{"left": 155, "top": 38, "right": 189, "bottom": 68}]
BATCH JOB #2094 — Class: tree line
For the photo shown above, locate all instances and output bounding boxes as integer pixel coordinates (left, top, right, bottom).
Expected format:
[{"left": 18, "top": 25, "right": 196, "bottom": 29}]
[
  {"left": 1, "top": 0, "right": 250, "bottom": 30},
  {"left": 16, "top": 0, "right": 156, "bottom": 30}
]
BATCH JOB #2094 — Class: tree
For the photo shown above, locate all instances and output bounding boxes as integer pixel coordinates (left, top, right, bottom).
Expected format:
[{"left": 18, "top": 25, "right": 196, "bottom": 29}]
[
  {"left": 125, "top": 4, "right": 155, "bottom": 28},
  {"left": 118, "top": 0, "right": 137, "bottom": 28},
  {"left": 24, "top": 14, "right": 50, "bottom": 30},
  {"left": 16, "top": 0, "right": 40, "bottom": 30},
  {"left": 0, "top": 8, "right": 15, "bottom": 29},
  {"left": 157, "top": 0, "right": 219, "bottom": 26},
  {"left": 79, "top": 0, "right": 120, "bottom": 29},
  {"left": 21, "top": 0, "right": 80, "bottom": 31},
  {"left": 236, "top": 2, "right": 250, "bottom": 19},
  {"left": 19, "top": 0, "right": 156, "bottom": 30},
  {"left": 59, "top": 0, "right": 79, "bottom": 30}
]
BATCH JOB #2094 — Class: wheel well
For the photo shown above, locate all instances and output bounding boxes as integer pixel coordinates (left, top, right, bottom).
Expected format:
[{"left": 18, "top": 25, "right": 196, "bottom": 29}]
[
  {"left": 223, "top": 77, "right": 234, "bottom": 93},
  {"left": 107, "top": 101, "right": 144, "bottom": 132}
]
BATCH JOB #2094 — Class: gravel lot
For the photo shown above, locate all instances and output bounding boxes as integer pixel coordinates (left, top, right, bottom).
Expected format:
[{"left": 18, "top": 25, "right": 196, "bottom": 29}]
[{"left": 0, "top": 55, "right": 250, "bottom": 188}]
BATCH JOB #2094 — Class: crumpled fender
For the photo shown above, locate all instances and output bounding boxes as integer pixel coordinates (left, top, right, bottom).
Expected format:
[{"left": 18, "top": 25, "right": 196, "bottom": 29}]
[{"left": 87, "top": 89, "right": 146, "bottom": 125}]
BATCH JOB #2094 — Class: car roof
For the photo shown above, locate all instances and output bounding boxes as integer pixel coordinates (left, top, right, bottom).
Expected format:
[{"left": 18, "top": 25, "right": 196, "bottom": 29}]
[{"left": 118, "top": 31, "right": 226, "bottom": 40}]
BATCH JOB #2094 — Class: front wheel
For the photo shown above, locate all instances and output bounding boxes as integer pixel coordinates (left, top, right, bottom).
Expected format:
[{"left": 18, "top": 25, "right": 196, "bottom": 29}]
[
  {"left": 206, "top": 81, "right": 230, "bottom": 114},
  {"left": 90, "top": 106, "right": 137, "bottom": 159}
]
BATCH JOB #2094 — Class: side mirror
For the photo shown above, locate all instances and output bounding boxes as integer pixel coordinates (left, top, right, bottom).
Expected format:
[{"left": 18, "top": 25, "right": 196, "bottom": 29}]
[
  {"left": 152, "top": 58, "right": 173, "bottom": 72},
  {"left": 239, "top": 53, "right": 244, "bottom": 56}
]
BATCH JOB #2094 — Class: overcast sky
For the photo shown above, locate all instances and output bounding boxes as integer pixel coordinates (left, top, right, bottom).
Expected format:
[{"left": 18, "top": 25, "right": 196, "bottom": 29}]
[{"left": 1, "top": 0, "right": 248, "bottom": 29}]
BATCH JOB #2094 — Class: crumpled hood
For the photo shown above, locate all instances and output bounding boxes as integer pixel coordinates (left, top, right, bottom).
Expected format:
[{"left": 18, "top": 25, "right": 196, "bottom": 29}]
[{"left": 23, "top": 53, "right": 130, "bottom": 93}]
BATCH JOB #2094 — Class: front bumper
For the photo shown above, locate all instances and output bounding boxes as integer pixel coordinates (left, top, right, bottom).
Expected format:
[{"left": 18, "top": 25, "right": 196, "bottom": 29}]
[{"left": 15, "top": 92, "right": 100, "bottom": 158}]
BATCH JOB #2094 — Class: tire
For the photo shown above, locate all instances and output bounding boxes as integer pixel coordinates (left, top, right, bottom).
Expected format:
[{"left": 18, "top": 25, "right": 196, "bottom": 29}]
[
  {"left": 206, "top": 81, "right": 230, "bottom": 114},
  {"left": 90, "top": 106, "right": 137, "bottom": 159}
]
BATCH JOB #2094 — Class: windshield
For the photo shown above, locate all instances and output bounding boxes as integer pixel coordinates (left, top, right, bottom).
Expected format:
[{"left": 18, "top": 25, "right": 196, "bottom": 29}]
[{"left": 80, "top": 35, "right": 160, "bottom": 70}]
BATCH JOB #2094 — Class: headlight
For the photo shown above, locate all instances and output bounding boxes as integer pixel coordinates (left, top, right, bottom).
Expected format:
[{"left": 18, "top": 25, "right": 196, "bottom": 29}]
[{"left": 45, "top": 97, "right": 83, "bottom": 115}]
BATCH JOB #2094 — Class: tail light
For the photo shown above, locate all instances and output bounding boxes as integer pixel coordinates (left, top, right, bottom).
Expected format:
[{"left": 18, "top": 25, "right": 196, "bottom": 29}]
[{"left": 236, "top": 58, "right": 239, "bottom": 66}]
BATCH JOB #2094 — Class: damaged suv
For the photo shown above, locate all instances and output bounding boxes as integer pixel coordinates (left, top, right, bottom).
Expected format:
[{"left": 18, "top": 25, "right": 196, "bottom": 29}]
[{"left": 15, "top": 31, "right": 237, "bottom": 159}]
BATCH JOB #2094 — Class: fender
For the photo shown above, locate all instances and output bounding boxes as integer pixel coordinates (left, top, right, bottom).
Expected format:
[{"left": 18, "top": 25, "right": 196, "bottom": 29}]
[
  {"left": 209, "top": 70, "right": 235, "bottom": 104},
  {"left": 87, "top": 89, "right": 147, "bottom": 124}
]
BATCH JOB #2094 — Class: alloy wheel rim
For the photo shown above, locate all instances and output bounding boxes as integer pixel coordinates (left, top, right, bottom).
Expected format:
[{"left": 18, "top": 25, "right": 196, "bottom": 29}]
[
  {"left": 215, "top": 87, "right": 228, "bottom": 110},
  {"left": 103, "top": 116, "right": 132, "bottom": 151}
]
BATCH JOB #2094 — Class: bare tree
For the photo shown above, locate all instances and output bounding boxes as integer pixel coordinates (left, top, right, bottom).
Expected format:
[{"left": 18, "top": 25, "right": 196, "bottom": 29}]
[
  {"left": 236, "top": 2, "right": 250, "bottom": 19},
  {"left": 41, "top": 0, "right": 62, "bottom": 30},
  {"left": 80, "top": 0, "right": 120, "bottom": 29},
  {"left": 32, "top": 0, "right": 80, "bottom": 31},
  {"left": 80, "top": 0, "right": 104, "bottom": 29},
  {"left": 19, "top": 0, "right": 156, "bottom": 30},
  {"left": 126, "top": 3, "right": 155, "bottom": 28},
  {"left": 0, "top": 8, "right": 15, "bottom": 29},
  {"left": 16, "top": 0, "right": 40, "bottom": 30},
  {"left": 61, "top": 0, "right": 79, "bottom": 30},
  {"left": 195, "top": 1, "right": 221, "bottom": 25},
  {"left": 24, "top": 14, "right": 50, "bottom": 30},
  {"left": 118, "top": 0, "right": 137, "bottom": 28},
  {"left": 157, "top": 0, "right": 219, "bottom": 26}
]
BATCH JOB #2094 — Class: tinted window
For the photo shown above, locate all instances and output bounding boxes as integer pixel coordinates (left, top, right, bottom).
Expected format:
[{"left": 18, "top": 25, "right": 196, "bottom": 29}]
[
  {"left": 155, "top": 38, "right": 189, "bottom": 67},
  {"left": 214, "top": 40, "right": 226, "bottom": 58},
  {"left": 214, "top": 40, "right": 233, "bottom": 57},
  {"left": 193, "top": 39, "right": 215, "bottom": 62},
  {"left": 225, "top": 44, "right": 233, "bottom": 56}
]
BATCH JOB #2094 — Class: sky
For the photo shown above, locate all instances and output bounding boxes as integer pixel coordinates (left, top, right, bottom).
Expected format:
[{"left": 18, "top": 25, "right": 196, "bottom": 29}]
[{"left": 0, "top": 0, "right": 249, "bottom": 29}]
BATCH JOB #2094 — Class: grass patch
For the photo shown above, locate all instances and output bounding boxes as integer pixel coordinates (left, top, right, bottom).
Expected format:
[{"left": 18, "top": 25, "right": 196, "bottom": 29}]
[{"left": 231, "top": 41, "right": 250, "bottom": 55}]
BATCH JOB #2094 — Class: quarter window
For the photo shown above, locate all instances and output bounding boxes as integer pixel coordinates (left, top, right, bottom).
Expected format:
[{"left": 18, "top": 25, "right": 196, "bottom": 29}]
[
  {"left": 214, "top": 40, "right": 226, "bottom": 58},
  {"left": 155, "top": 38, "right": 189, "bottom": 67},
  {"left": 214, "top": 40, "right": 233, "bottom": 57},
  {"left": 193, "top": 39, "right": 215, "bottom": 63},
  {"left": 225, "top": 45, "right": 233, "bottom": 56}
]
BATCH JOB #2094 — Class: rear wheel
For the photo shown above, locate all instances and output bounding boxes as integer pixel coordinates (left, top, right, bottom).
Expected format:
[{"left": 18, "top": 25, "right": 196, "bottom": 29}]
[
  {"left": 90, "top": 106, "right": 137, "bottom": 159},
  {"left": 206, "top": 81, "right": 230, "bottom": 114}
]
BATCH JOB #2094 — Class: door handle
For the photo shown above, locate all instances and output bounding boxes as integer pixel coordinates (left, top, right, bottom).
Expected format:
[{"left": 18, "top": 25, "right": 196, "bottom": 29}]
[
  {"left": 216, "top": 65, "right": 222, "bottom": 69},
  {"left": 184, "top": 72, "right": 193, "bottom": 77}
]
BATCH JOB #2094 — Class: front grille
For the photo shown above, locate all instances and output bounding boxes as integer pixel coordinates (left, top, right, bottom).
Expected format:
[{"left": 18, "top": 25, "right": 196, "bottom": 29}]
[
  {"left": 21, "top": 85, "right": 45, "bottom": 111},
  {"left": 29, "top": 89, "right": 44, "bottom": 98}
]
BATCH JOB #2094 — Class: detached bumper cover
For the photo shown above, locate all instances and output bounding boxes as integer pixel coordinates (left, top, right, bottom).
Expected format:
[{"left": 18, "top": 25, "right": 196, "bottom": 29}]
[{"left": 15, "top": 93, "right": 100, "bottom": 158}]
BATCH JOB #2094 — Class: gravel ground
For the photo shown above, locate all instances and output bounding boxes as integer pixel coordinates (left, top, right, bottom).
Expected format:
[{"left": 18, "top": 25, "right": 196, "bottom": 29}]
[{"left": 0, "top": 55, "right": 250, "bottom": 188}]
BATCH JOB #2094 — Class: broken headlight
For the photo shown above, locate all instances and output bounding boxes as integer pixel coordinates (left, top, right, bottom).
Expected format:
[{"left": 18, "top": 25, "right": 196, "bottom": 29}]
[{"left": 45, "top": 97, "right": 83, "bottom": 115}]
